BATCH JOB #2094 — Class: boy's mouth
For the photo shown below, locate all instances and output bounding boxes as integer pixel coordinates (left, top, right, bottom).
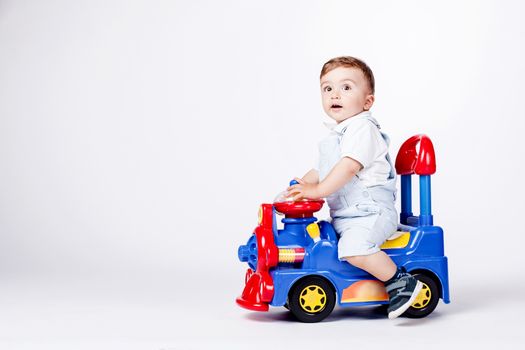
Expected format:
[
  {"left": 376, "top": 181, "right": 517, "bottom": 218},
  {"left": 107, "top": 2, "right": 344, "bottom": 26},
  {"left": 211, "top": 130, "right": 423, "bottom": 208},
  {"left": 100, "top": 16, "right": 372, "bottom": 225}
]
[{"left": 331, "top": 104, "right": 343, "bottom": 109}]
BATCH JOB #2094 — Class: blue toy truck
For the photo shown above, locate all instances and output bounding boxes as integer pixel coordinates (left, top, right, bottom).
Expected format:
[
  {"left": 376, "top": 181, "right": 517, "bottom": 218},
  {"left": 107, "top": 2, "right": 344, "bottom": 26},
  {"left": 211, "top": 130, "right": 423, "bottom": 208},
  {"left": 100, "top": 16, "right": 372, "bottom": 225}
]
[{"left": 236, "top": 135, "right": 450, "bottom": 322}]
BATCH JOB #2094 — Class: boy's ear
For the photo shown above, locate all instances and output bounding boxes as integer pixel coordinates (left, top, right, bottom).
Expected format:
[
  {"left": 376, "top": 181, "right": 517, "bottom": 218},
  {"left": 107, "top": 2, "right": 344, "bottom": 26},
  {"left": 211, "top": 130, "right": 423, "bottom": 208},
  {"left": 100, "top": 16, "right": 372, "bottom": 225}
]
[{"left": 364, "top": 94, "right": 375, "bottom": 111}]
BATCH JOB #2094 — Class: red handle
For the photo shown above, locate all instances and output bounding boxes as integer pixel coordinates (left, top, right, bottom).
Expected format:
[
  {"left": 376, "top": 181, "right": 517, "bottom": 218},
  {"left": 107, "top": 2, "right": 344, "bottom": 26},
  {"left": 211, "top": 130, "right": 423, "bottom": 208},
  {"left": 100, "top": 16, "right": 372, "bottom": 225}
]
[{"left": 395, "top": 134, "right": 436, "bottom": 175}]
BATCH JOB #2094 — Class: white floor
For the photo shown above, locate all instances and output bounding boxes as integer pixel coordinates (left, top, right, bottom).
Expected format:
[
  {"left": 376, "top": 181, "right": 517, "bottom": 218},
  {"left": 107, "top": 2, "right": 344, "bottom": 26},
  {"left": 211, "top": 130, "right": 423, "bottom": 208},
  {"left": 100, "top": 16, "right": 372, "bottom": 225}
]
[{"left": 1, "top": 269, "right": 523, "bottom": 350}]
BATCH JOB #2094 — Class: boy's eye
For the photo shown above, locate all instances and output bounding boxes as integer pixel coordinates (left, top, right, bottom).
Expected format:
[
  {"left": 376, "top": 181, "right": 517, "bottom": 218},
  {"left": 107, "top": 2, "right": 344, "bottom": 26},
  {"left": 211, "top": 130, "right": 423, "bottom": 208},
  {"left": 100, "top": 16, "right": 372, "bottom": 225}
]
[
  {"left": 342, "top": 84, "right": 351, "bottom": 91},
  {"left": 323, "top": 86, "right": 332, "bottom": 92}
]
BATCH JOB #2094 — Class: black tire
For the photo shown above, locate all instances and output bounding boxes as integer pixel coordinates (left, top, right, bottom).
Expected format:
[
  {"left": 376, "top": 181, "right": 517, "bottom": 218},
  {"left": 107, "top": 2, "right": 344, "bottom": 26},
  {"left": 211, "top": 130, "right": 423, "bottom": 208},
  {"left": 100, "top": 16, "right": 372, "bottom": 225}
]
[
  {"left": 403, "top": 273, "right": 440, "bottom": 318},
  {"left": 375, "top": 303, "right": 389, "bottom": 314},
  {"left": 288, "top": 276, "right": 336, "bottom": 323}
]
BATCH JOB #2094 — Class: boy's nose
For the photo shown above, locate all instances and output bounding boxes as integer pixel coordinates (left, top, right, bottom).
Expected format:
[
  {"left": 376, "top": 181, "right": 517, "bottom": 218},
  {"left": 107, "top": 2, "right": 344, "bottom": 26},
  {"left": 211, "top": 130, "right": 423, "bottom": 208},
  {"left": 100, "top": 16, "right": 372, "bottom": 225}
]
[{"left": 330, "top": 90, "right": 341, "bottom": 98}]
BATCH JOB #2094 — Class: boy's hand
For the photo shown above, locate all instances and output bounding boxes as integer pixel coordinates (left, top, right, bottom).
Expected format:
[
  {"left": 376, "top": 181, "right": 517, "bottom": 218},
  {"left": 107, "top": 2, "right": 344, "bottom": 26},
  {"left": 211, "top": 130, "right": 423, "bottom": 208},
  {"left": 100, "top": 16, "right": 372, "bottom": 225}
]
[
  {"left": 286, "top": 157, "right": 360, "bottom": 201},
  {"left": 287, "top": 178, "right": 322, "bottom": 201}
]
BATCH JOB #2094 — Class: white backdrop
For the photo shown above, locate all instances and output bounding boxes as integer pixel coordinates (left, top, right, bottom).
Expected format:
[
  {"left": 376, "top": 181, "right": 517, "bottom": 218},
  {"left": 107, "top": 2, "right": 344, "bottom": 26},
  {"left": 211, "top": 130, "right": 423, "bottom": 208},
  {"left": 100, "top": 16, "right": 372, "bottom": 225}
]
[{"left": 1, "top": 0, "right": 525, "bottom": 349}]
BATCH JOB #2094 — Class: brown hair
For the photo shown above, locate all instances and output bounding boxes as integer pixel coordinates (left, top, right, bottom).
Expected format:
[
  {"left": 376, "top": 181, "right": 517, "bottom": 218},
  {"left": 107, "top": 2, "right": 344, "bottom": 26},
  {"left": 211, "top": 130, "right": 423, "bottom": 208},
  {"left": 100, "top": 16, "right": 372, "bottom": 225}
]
[{"left": 320, "top": 56, "right": 375, "bottom": 94}]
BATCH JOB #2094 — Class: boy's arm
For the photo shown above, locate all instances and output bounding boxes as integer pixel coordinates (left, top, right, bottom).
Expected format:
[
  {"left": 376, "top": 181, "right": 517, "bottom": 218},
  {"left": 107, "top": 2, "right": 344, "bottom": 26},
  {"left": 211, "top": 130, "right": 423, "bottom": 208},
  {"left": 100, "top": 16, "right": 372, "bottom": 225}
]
[
  {"left": 288, "top": 157, "right": 362, "bottom": 200},
  {"left": 298, "top": 168, "right": 319, "bottom": 184}
]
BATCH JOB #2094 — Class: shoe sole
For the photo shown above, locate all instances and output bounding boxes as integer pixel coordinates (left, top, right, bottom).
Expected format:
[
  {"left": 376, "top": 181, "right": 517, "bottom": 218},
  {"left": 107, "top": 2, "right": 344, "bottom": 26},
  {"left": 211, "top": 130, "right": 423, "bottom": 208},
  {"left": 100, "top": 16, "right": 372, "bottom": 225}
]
[{"left": 388, "top": 280, "right": 424, "bottom": 320}]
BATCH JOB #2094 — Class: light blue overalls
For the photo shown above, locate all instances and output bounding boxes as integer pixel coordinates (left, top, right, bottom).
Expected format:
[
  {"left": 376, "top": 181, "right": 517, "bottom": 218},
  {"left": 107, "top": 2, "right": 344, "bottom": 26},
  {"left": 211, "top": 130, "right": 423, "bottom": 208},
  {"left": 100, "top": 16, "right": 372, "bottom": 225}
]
[{"left": 318, "top": 115, "right": 398, "bottom": 259}]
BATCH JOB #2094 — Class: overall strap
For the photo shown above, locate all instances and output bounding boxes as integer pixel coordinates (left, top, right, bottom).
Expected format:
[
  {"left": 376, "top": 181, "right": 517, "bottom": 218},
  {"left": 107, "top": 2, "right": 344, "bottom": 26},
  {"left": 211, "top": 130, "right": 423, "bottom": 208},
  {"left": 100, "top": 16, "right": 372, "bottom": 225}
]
[{"left": 364, "top": 115, "right": 396, "bottom": 180}]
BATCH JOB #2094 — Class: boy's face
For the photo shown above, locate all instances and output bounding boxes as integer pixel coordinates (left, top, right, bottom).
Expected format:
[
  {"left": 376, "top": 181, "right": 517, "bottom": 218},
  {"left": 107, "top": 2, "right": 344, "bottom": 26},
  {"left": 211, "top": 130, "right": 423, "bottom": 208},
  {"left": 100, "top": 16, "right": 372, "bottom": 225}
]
[{"left": 320, "top": 67, "right": 375, "bottom": 123}]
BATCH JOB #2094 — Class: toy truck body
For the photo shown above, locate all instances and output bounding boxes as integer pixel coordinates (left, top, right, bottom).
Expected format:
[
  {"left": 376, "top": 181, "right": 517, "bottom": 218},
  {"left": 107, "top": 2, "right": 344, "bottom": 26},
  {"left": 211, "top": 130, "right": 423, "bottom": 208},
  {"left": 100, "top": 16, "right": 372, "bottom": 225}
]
[{"left": 236, "top": 135, "right": 450, "bottom": 322}]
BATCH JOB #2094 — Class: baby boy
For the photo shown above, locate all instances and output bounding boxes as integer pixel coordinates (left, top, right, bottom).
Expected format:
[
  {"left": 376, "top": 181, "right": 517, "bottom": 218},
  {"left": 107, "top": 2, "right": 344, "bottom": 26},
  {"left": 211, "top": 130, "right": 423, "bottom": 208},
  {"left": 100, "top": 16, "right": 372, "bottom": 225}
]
[{"left": 288, "top": 56, "right": 422, "bottom": 319}]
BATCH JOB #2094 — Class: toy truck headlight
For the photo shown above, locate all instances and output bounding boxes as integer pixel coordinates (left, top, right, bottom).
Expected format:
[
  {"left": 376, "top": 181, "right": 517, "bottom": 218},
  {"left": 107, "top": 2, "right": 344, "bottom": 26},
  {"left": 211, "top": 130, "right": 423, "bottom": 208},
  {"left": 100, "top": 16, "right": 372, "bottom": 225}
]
[
  {"left": 238, "top": 234, "right": 258, "bottom": 271},
  {"left": 258, "top": 205, "right": 263, "bottom": 225}
]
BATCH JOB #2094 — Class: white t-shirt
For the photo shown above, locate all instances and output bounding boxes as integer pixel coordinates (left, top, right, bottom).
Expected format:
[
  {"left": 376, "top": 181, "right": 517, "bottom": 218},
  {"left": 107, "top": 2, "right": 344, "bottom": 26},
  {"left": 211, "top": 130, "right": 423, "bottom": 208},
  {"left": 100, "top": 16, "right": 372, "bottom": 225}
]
[{"left": 316, "top": 111, "right": 394, "bottom": 188}]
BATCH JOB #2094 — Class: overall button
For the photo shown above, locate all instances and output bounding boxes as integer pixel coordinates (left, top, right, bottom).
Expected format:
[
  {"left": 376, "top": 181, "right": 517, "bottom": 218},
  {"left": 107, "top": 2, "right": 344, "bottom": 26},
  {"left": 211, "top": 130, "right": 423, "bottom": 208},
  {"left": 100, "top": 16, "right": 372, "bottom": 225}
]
[{"left": 362, "top": 191, "right": 369, "bottom": 198}]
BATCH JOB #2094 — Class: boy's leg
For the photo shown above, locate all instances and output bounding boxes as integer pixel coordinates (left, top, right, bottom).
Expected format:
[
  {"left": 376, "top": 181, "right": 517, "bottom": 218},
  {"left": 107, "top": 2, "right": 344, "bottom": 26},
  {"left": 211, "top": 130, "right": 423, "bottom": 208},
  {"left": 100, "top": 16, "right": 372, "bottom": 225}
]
[
  {"left": 346, "top": 251, "right": 396, "bottom": 281},
  {"left": 345, "top": 252, "right": 423, "bottom": 320},
  {"left": 384, "top": 267, "right": 423, "bottom": 319}
]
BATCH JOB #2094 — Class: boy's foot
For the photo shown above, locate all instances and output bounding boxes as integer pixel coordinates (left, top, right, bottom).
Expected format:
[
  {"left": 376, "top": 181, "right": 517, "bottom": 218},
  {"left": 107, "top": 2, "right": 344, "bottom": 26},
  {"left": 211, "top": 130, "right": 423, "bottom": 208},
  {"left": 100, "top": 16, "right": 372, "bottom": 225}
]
[{"left": 385, "top": 268, "right": 423, "bottom": 320}]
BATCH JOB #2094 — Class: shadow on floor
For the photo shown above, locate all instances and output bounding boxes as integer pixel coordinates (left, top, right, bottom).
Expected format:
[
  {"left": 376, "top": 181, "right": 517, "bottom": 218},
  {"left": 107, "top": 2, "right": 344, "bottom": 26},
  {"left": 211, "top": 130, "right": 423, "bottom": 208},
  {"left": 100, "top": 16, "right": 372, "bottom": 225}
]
[
  {"left": 244, "top": 305, "right": 390, "bottom": 323},
  {"left": 241, "top": 279, "right": 510, "bottom": 324}
]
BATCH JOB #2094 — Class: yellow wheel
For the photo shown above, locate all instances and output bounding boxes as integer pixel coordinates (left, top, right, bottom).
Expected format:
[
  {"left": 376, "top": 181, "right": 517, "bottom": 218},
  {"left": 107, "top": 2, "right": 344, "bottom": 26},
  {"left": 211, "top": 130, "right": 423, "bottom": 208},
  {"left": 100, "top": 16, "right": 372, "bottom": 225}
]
[
  {"left": 403, "top": 273, "right": 440, "bottom": 318},
  {"left": 288, "top": 276, "right": 335, "bottom": 323},
  {"left": 411, "top": 282, "right": 431, "bottom": 309},
  {"left": 299, "top": 285, "right": 327, "bottom": 313}
]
